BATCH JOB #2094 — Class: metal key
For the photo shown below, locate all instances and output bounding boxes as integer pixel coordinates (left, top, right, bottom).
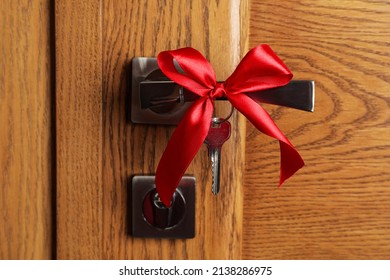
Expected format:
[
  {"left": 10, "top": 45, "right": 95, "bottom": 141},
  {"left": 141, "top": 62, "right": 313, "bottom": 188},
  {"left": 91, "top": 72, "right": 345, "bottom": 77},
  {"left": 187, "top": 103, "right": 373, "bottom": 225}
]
[{"left": 204, "top": 117, "right": 231, "bottom": 195}]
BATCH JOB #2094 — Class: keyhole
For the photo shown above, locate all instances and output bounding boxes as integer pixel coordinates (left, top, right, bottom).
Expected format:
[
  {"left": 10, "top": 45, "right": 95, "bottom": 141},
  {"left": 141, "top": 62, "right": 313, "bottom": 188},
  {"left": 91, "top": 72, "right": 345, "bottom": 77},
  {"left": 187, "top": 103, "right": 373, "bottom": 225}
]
[
  {"left": 153, "top": 192, "right": 173, "bottom": 209},
  {"left": 142, "top": 189, "right": 186, "bottom": 230}
]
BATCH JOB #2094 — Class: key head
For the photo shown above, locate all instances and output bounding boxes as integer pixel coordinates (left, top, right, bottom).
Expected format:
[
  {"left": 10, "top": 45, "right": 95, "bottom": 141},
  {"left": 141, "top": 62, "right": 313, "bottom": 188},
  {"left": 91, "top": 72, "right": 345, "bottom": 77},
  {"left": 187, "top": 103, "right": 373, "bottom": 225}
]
[{"left": 204, "top": 120, "right": 231, "bottom": 149}]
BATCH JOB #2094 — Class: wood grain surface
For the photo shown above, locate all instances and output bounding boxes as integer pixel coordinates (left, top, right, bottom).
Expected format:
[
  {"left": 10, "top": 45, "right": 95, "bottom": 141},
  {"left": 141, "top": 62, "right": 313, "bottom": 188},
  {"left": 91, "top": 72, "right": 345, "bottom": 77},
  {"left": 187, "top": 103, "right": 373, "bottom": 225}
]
[
  {"left": 101, "top": 0, "right": 248, "bottom": 259},
  {"left": 55, "top": 0, "right": 248, "bottom": 259},
  {"left": 0, "top": 0, "right": 53, "bottom": 259},
  {"left": 243, "top": 0, "right": 390, "bottom": 259},
  {"left": 55, "top": 0, "right": 103, "bottom": 259}
]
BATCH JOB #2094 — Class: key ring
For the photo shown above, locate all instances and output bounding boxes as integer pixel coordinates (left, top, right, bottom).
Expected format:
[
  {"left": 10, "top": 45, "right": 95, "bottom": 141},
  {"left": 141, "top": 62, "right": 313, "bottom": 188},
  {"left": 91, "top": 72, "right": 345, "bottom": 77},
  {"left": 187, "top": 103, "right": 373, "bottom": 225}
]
[{"left": 212, "top": 102, "right": 235, "bottom": 124}]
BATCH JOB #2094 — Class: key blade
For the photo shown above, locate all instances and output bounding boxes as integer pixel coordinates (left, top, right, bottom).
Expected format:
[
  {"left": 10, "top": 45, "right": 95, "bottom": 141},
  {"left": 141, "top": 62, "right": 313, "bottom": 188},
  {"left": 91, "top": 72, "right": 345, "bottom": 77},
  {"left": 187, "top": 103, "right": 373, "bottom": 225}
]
[{"left": 210, "top": 147, "right": 221, "bottom": 195}]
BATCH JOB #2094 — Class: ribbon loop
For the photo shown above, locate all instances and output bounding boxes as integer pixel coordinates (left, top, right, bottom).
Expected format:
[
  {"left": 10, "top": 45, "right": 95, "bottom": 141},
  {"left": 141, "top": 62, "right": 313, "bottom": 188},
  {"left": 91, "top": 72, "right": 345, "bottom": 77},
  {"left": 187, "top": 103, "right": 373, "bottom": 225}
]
[
  {"left": 156, "top": 44, "right": 304, "bottom": 207},
  {"left": 157, "top": 47, "right": 216, "bottom": 97}
]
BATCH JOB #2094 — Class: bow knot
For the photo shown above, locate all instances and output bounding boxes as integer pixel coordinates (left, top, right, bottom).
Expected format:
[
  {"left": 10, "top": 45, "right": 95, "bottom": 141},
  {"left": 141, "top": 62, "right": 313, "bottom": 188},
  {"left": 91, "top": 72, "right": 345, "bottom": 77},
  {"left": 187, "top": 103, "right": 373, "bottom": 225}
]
[
  {"left": 210, "top": 83, "right": 226, "bottom": 99},
  {"left": 156, "top": 44, "right": 305, "bottom": 207}
]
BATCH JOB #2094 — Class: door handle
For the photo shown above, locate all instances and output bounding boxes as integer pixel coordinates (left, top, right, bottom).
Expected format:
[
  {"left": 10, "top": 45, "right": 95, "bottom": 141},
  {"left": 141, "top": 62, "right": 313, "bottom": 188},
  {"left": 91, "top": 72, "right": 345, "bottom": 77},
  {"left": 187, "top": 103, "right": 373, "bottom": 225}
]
[{"left": 131, "top": 57, "right": 315, "bottom": 125}]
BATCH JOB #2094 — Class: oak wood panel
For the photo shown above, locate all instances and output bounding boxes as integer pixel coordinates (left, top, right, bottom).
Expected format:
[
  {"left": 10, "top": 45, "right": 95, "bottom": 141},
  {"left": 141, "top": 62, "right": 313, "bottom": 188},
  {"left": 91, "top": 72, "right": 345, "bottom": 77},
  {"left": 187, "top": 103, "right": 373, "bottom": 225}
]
[
  {"left": 55, "top": 0, "right": 103, "bottom": 259},
  {"left": 55, "top": 0, "right": 248, "bottom": 259},
  {"left": 102, "top": 0, "right": 248, "bottom": 259},
  {"left": 0, "top": 0, "right": 53, "bottom": 259},
  {"left": 244, "top": 0, "right": 390, "bottom": 259}
]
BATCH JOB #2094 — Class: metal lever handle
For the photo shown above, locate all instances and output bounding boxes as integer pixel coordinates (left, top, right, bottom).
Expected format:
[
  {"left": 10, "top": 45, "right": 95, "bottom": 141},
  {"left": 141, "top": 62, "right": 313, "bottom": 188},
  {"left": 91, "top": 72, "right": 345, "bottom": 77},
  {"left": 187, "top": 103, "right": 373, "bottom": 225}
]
[
  {"left": 140, "top": 80, "right": 315, "bottom": 112},
  {"left": 131, "top": 57, "right": 315, "bottom": 125}
]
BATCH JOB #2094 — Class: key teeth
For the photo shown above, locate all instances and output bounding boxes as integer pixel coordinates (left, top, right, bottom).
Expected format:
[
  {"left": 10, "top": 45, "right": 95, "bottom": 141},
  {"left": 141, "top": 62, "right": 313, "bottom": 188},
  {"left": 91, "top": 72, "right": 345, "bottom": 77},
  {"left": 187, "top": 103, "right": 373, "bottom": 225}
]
[
  {"left": 209, "top": 149, "right": 220, "bottom": 195},
  {"left": 211, "top": 158, "right": 216, "bottom": 194}
]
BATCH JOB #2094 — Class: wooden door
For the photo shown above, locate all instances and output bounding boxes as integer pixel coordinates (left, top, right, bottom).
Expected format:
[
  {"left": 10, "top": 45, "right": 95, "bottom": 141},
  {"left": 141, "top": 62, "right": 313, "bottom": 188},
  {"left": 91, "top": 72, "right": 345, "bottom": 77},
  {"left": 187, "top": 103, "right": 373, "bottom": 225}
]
[
  {"left": 55, "top": 0, "right": 390, "bottom": 259},
  {"left": 243, "top": 0, "right": 390, "bottom": 259},
  {"left": 2, "top": 0, "right": 390, "bottom": 260},
  {"left": 55, "top": 0, "right": 247, "bottom": 259}
]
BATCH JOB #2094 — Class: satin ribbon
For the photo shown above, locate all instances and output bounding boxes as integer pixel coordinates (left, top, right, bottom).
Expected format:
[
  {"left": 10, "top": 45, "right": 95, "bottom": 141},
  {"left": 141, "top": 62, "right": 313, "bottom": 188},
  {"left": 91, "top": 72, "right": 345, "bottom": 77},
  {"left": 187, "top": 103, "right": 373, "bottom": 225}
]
[{"left": 155, "top": 44, "right": 304, "bottom": 207}]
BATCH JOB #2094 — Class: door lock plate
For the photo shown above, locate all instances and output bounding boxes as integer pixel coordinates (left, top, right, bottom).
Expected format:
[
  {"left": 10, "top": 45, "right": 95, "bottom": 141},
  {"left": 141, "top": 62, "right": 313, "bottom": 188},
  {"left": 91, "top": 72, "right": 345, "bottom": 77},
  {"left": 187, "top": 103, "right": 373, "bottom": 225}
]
[
  {"left": 131, "top": 58, "right": 194, "bottom": 125},
  {"left": 131, "top": 175, "right": 195, "bottom": 238}
]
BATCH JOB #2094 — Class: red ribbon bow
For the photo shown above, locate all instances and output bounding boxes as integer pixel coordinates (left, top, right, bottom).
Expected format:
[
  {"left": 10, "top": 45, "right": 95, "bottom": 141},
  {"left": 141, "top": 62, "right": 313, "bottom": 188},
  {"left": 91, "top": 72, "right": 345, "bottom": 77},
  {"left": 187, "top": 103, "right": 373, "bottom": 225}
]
[{"left": 155, "top": 44, "right": 304, "bottom": 207}]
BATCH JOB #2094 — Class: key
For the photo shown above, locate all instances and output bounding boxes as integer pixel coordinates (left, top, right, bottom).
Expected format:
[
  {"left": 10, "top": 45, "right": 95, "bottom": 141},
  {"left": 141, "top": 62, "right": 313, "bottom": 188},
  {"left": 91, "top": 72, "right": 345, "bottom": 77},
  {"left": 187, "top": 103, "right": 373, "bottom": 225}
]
[{"left": 204, "top": 117, "right": 231, "bottom": 195}]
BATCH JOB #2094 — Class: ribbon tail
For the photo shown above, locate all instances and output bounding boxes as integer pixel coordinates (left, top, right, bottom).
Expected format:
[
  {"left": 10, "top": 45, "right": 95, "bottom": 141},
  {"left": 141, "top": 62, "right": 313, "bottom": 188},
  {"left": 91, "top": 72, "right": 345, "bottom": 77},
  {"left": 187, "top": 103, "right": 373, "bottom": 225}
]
[
  {"left": 156, "top": 97, "right": 214, "bottom": 207},
  {"left": 228, "top": 93, "right": 304, "bottom": 186}
]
